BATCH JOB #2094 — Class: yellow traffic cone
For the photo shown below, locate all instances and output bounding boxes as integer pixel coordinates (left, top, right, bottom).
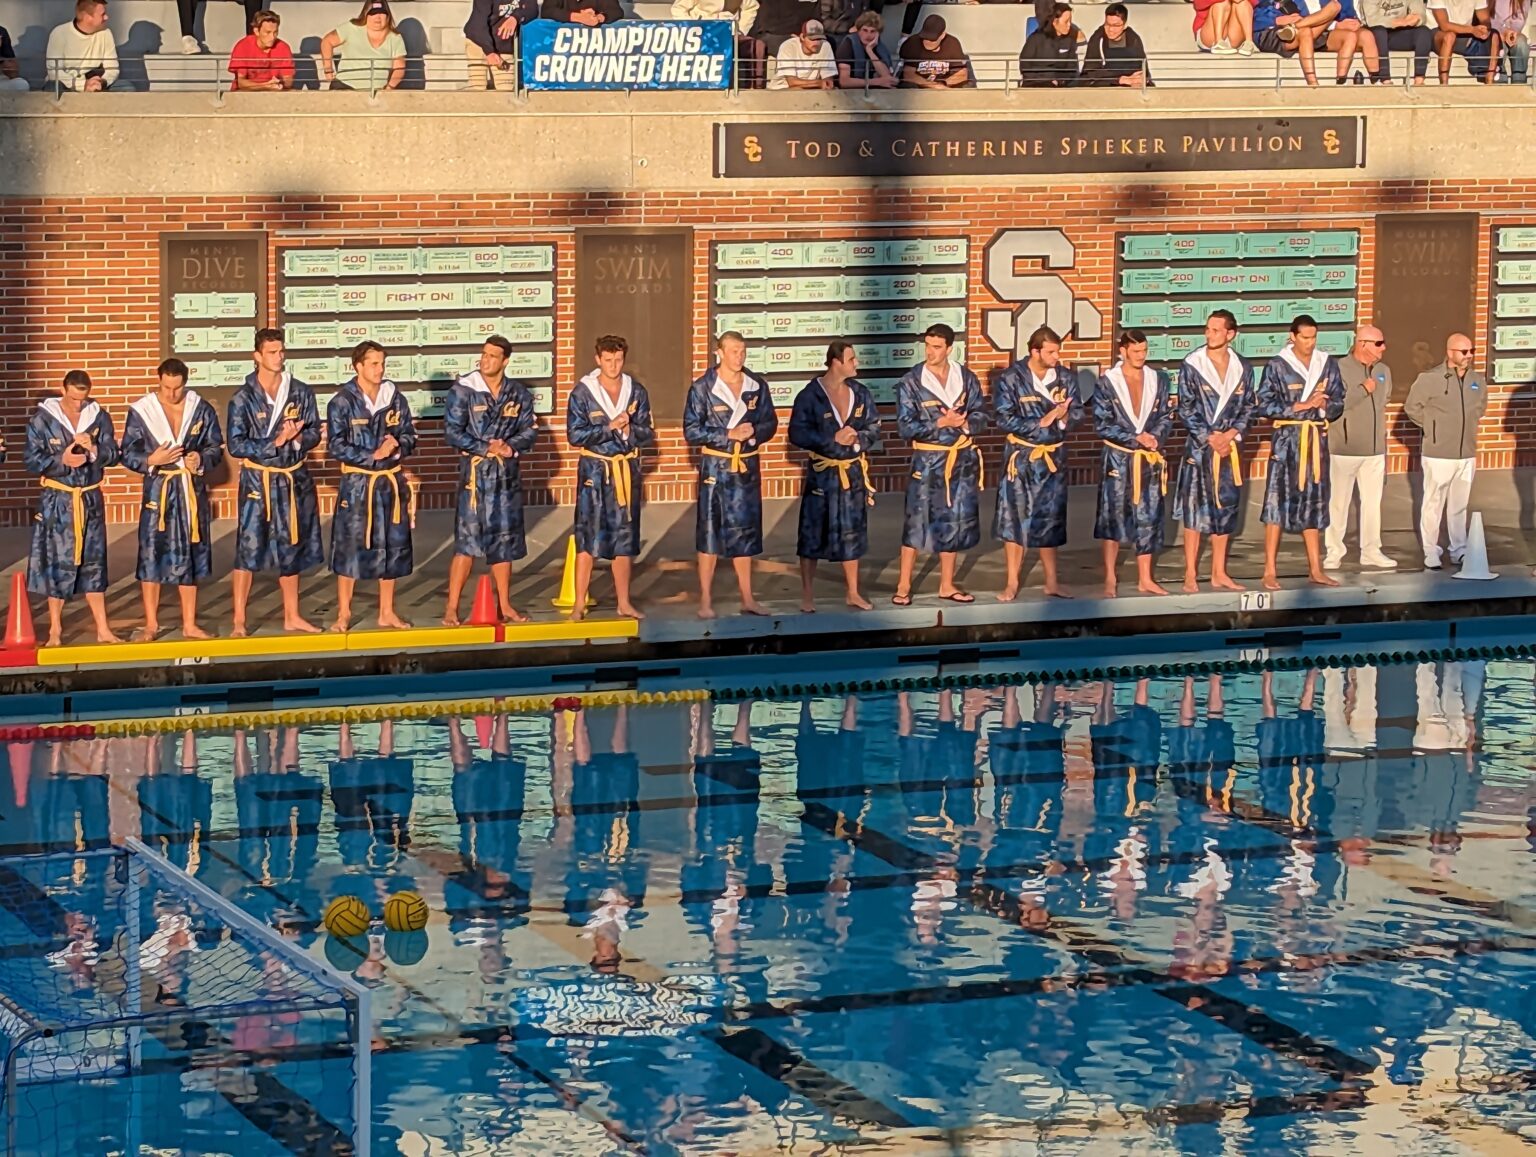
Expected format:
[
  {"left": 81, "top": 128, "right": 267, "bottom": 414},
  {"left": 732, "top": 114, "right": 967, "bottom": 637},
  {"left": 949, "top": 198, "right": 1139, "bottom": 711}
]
[{"left": 551, "top": 534, "right": 593, "bottom": 611}]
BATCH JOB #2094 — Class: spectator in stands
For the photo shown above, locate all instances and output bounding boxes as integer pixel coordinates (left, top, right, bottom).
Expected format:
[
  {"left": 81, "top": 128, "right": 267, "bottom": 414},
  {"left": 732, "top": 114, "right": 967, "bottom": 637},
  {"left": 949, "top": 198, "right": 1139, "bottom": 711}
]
[
  {"left": 673, "top": 0, "right": 766, "bottom": 88},
  {"left": 542, "top": 0, "right": 623, "bottom": 24},
  {"left": 464, "top": 0, "right": 537, "bottom": 90},
  {"left": 0, "top": 25, "right": 30, "bottom": 92},
  {"left": 46, "top": 0, "right": 121, "bottom": 93},
  {"left": 1254, "top": 0, "right": 1361, "bottom": 84},
  {"left": 899, "top": 13, "right": 970, "bottom": 87},
  {"left": 1489, "top": 0, "right": 1528, "bottom": 80},
  {"left": 176, "top": 1, "right": 262, "bottom": 55},
  {"left": 1362, "top": 0, "right": 1434, "bottom": 81},
  {"left": 321, "top": 0, "right": 406, "bottom": 90},
  {"left": 1019, "top": 2, "right": 1080, "bottom": 85},
  {"left": 1194, "top": 0, "right": 1258, "bottom": 54},
  {"left": 229, "top": 11, "right": 294, "bottom": 90},
  {"left": 1336, "top": 0, "right": 1382, "bottom": 77},
  {"left": 1081, "top": 3, "right": 1150, "bottom": 84},
  {"left": 768, "top": 17, "right": 836, "bottom": 87},
  {"left": 837, "top": 10, "right": 897, "bottom": 86},
  {"left": 1429, "top": 0, "right": 1494, "bottom": 79},
  {"left": 753, "top": 0, "right": 817, "bottom": 55}
]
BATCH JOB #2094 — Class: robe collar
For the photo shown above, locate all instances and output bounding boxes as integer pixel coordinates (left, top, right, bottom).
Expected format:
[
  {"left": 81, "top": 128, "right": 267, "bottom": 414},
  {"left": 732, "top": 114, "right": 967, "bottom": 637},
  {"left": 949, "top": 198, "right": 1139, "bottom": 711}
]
[
  {"left": 1279, "top": 345, "right": 1328, "bottom": 394},
  {"left": 130, "top": 390, "right": 202, "bottom": 447},
  {"left": 1105, "top": 362, "right": 1157, "bottom": 435},
  {"left": 1186, "top": 347, "right": 1244, "bottom": 417},
  {"left": 919, "top": 361, "right": 963, "bottom": 409},
  {"left": 581, "top": 370, "right": 633, "bottom": 427},
  {"left": 40, "top": 397, "right": 100, "bottom": 437},
  {"left": 710, "top": 367, "right": 759, "bottom": 429}
]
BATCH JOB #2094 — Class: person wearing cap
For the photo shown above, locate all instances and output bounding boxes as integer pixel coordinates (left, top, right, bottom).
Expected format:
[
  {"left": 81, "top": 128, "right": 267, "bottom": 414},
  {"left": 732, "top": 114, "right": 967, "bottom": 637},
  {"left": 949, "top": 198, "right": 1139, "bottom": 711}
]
[
  {"left": 321, "top": 0, "right": 406, "bottom": 90},
  {"left": 899, "top": 14, "right": 971, "bottom": 87},
  {"left": 767, "top": 18, "right": 836, "bottom": 88}
]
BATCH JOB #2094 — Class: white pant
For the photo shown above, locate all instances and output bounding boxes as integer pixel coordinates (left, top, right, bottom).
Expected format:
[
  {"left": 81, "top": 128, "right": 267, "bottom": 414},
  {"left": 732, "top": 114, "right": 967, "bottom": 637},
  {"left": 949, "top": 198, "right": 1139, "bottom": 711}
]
[
  {"left": 1419, "top": 456, "right": 1476, "bottom": 565},
  {"left": 1325, "top": 453, "right": 1385, "bottom": 559},
  {"left": 1322, "top": 665, "right": 1377, "bottom": 752}
]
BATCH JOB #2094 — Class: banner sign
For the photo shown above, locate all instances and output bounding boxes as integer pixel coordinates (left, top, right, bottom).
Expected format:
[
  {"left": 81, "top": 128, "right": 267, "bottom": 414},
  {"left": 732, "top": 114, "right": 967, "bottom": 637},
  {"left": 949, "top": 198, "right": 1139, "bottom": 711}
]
[
  {"left": 715, "top": 117, "right": 1365, "bottom": 178},
  {"left": 522, "top": 20, "right": 733, "bottom": 90}
]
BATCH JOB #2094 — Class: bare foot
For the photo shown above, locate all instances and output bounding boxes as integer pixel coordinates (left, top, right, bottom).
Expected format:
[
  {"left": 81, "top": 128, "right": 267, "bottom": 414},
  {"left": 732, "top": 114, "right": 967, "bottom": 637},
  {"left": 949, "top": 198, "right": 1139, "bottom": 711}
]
[
  {"left": 800, "top": 600, "right": 817, "bottom": 613},
  {"left": 1211, "top": 574, "right": 1245, "bottom": 592},
  {"left": 97, "top": 629, "right": 123, "bottom": 644},
  {"left": 377, "top": 614, "right": 412, "bottom": 630},
  {"left": 698, "top": 605, "right": 717, "bottom": 620},
  {"left": 616, "top": 603, "right": 646, "bottom": 621},
  {"left": 1309, "top": 571, "right": 1340, "bottom": 588},
  {"left": 330, "top": 617, "right": 352, "bottom": 634},
  {"left": 1104, "top": 580, "right": 1118, "bottom": 599},
  {"left": 1043, "top": 585, "right": 1072, "bottom": 600},
  {"left": 1261, "top": 573, "right": 1281, "bottom": 592},
  {"left": 1137, "top": 580, "right": 1170, "bottom": 596},
  {"left": 502, "top": 605, "right": 528, "bottom": 624},
  {"left": 1182, "top": 575, "right": 1200, "bottom": 594},
  {"left": 182, "top": 625, "right": 212, "bottom": 640},
  {"left": 570, "top": 606, "right": 587, "bottom": 623},
  {"left": 998, "top": 585, "right": 1019, "bottom": 603},
  {"left": 846, "top": 593, "right": 872, "bottom": 611},
  {"left": 231, "top": 621, "right": 249, "bottom": 638},
  {"left": 441, "top": 613, "right": 461, "bottom": 627},
  {"left": 740, "top": 600, "right": 769, "bottom": 617},
  {"left": 285, "top": 617, "right": 321, "bottom": 634},
  {"left": 44, "top": 629, "right": 61, "bottom": 648},
  {"left": 137, "top": 625, "right": 160, "bottom": 643}
]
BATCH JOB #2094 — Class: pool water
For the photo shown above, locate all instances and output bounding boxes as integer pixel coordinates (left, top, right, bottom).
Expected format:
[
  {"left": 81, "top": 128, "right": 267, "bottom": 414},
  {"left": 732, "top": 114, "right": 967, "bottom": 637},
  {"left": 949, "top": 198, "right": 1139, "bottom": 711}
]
[{"left": 3, "top": 657, "right": 1536, "bottom": 1155}]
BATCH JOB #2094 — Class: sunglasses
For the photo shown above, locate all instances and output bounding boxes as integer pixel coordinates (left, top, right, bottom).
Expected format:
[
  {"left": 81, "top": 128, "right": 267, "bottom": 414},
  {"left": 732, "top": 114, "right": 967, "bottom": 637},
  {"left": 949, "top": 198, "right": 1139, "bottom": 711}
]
[
  {"left": 1366, "top": 340, "right": 1385, "bottom": 347},
  {"left": 1453, "top": 347, "right": 1475, "bottom": 355}
]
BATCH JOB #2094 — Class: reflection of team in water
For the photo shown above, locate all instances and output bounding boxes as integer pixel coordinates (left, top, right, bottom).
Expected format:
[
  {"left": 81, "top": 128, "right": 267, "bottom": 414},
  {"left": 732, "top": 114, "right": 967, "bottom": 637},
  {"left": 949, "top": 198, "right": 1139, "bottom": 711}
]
[{"left": 0, "top": 660, "right": 1511, "bottom": 1141}]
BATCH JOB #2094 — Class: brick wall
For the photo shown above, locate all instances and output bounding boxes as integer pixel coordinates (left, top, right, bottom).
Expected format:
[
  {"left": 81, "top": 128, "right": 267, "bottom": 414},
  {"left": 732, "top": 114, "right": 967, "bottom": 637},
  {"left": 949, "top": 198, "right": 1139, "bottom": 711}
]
[{"left": 0, "top": 181, "right": 1526, "bottom": 525}]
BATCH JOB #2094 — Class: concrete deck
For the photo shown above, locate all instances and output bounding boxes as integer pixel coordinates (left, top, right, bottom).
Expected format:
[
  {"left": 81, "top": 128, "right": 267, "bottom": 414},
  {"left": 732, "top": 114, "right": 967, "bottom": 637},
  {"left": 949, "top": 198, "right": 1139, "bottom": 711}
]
[{"left": 4, "top": 467, "right": 1536, "bottom": 700}]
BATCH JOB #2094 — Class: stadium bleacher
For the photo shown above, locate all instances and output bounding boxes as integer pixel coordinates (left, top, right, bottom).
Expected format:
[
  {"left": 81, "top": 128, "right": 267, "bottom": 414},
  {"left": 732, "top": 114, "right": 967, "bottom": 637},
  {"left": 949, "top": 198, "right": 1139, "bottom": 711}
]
[{"left": 0, "top": 0, "right": 1516, "bottom": 89}]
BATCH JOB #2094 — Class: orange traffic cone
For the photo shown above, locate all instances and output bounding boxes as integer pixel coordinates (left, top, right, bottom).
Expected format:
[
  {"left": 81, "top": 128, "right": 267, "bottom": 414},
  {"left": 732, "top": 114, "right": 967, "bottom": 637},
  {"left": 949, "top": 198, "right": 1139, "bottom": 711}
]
[
  {"left": 468, "top": 575, "right": 499, "bottom": 625},
  {"left": 8, "top": 741, "right": 31, "bottom": 809},
  {"left": 474, "top": 715, "right": 493, "bottom": 750},
  {"left": 5, "top": 573, "right": 35, "bottom": 649}
]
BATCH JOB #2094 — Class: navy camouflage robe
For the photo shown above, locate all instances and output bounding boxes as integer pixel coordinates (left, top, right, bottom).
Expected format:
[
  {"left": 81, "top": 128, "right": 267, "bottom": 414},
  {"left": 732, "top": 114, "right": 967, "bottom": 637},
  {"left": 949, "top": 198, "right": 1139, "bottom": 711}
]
[
  {"left": 992, "top": 363, "right": 1082, "bottom": 549},
  {"left": 227, "top": 373, "right": 323, "bottom": 576},
  {"left": 120, "top": 392, "right": 224, "bottom": 585},
  {"left": 1259, "top": 348, "right": 1345, "bottom": 533},
  {"left": 566, "top": 371, "right": 655, "bottom": 560},
  {"left": 788, "top": 376, "right": 883, "bottom": 562},
  {"left": 683, "top": 367, "right": 779, "bottom": 558},
  {"left": 444, "top": 370, "right": 538, "bottom": 564},
  {"left": 1175, "top": 349, "right": 1255, "bottom": 538},
  {"left": 327, "top": 379, "right": 418, "bottom": 580},
  {"left": 896, "top": 362, "right": 986, "bottom": 554},
  {"left": 1093, "top": 364, "right": 1175, "bottom": 555},
  {"left": 25, "top": 400, "right": 117, "bottom": 600}
]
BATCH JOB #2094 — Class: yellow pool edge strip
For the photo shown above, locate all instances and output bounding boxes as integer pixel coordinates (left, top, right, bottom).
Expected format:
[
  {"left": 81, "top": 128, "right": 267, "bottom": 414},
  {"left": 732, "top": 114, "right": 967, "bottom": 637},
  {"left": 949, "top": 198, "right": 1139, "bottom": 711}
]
[
  {"left": 83, "top": 687, "right": 708, "bottom": 737},
  {"left": 36, "top": 618, "right": 639, "bottom": 667}
]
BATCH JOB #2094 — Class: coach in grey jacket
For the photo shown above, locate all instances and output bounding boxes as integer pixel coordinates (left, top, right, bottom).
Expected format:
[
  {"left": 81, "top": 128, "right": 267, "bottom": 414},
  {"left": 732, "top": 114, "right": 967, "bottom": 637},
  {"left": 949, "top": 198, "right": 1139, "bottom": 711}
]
[
  {"left": 1404, "top": 333, "right": 1488, "bottom": 569},
  {"left": 1327, "top": 325, "right": 1396, "bottom": 569}
]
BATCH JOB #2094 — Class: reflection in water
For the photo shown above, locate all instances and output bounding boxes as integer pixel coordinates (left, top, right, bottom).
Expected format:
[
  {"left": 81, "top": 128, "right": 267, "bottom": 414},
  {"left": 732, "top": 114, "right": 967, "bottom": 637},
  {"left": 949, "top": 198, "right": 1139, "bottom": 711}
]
[{"left": 3, "top": 655, "right": 1536, "bottom": 1153}]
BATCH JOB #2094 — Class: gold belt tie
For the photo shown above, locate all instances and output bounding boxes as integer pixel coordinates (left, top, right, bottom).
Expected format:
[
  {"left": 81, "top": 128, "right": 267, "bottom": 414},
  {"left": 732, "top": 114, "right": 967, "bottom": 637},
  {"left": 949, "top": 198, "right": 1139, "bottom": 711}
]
[
  {"left": 911, "top": 436, "right": 983, "bottom": 506},
  {"left": 40, "top": 478, "right": 100, "bottom": 567},
  {"left": 1274, "top": 420, "right": 1325, "bottom": 489},
  {"left": 340, "top": 463, "right": 403, "bottom": 548},
  {"left": 1006, "top": 433, "right": 1059, "bottom": 479},
  {"left": 701, "top": 444, "right": 760, "bottom": 474},
  {"left": 581, "top": 448, "right": 640, "bottom": 514},
  {"left": 245, "top": 460, "right": 305, "bottom": 544},
  {"left": 1104, "top": 441, "right": 1167, "bottom": 506},
  {"left": 1212, "top": 443, "right": 1243, "bottom": 510},
  {"left": 809, "top": 451, "right": 874, "bottom": 506},
  {"left": 155, "top": 465, "right": 201, "bottom": 544}
]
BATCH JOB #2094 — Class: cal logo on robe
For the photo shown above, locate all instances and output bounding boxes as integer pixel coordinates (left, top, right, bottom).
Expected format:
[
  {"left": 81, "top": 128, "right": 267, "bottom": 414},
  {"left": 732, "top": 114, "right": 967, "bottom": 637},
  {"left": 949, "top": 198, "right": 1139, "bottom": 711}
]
[
  {"left": 502, "top": 403, "right": 520, "bottom": 417},
  {"left": 386, "top": 411, "right": 400, "bottom": 428}
]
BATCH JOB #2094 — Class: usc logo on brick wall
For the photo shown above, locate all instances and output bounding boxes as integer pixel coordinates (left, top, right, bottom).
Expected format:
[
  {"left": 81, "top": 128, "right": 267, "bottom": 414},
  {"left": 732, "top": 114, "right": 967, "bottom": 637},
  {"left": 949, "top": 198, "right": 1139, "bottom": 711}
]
[{"left": 981, "top": 229, "right": 1102, "bottom": 361}]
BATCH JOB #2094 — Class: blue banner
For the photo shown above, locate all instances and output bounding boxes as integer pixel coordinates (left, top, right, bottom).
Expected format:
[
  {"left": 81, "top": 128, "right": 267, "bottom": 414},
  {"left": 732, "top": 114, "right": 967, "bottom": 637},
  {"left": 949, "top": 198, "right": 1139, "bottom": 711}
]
[{"left": 520, "top": 19, "right": 734, "bottom": 90}]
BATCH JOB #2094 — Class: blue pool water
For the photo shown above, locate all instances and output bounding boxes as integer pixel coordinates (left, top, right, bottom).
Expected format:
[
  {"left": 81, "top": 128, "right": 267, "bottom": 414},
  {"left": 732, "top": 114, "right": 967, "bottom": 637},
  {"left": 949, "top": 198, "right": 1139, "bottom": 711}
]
[{"left": 1, "top": 656, "right": 1535, "bottom": 1155}]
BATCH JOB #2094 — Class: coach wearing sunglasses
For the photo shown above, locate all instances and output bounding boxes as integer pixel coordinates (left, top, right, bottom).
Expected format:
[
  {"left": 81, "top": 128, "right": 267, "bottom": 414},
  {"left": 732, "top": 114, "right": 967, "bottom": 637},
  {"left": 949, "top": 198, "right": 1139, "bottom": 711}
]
[
  {"left": 1405, "top": 332, "right": 1488, "bottom": 571},
  {"left": 1326, "top": 325, "right": 1396, "bottom": 570}
]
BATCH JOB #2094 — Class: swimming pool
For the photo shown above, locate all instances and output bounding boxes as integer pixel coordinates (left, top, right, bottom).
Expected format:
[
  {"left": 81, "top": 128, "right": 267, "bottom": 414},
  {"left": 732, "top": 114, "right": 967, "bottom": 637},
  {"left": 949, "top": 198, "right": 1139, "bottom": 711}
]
[{"left": 1, "top": 651, "right": 1534, "bottom": 1155}]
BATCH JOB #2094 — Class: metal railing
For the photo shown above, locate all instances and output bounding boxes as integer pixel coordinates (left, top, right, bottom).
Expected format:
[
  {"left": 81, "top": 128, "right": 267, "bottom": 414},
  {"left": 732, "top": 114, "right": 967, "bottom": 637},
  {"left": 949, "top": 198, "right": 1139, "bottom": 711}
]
[{"left": 13, "top": 46, "right": 1533, "bottom": 98}]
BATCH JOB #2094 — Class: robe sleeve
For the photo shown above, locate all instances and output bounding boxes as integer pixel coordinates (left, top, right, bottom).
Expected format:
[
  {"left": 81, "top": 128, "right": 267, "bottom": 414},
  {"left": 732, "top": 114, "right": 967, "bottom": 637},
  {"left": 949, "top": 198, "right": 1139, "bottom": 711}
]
[
  {"left": 629, "top": 385, "right": 655, "bottom": 449},
  {"left": 896, "top": 372, "right": 939, "bottom": 442},
  {"left": 195, "top": 401, "right": 225, "bottom": 473},
  {"left": 751, "top": 382, "right": 779, "bottom": 447},
  {"left": 961, "top": 370, "right": 987, "bottom": 436},
  {"left": 787, "top": 387, "right": 834, "bottom": 455},
  {"left": 226, "top": 392, "right": 269, "bottom": 461},
  {"left": 93, "top": 413, "right": 119, "bottom": 470},
  {"left": 393, "top": 396, "right": 417, "bottom": 460},
  {"left": 565, "top": 386, "right": 608, "bottom": 450},
  {"left": 326, "top": 393, "right": 374, "bottom": 467},
  {"left": 1177, "top": 364, "right": 1212, "bottom": 446},
  {"left": 507, "top": 386, "right": 538, "bottom": 455},
  {"left": 295, "top": 386, "right": 322, "bottom": 456},
  {"left": 444, "top": 385, "right": 489, "bottom": 456},
  {"left": 24, "top": 412, "right": 65, "bottom": 479},
  {"left": 991, "top": 371, "right": 1030, "bottom": 437},
  {"left": 1147, "top": 373, "right": 1176, "bottom": 444},
  {"left": 118, "top": 410, "right": 154, "bottom": 475},
  {"left": 683, "top": 378, "right": 732, "bottom": 451},
  {"left": 855, "top": 392, "right": 884, "bottom": 456},
  {"left": 1257, "top": 359, "right": 1289, "bottom": 420},
  {"left": 1321, "top": 361, "right": 1346, "bottom": 422}
]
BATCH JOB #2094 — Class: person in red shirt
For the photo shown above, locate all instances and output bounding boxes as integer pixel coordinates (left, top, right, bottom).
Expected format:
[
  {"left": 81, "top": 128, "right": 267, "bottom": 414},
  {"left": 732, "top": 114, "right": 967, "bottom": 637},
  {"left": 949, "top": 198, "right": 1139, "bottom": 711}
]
[{"left": 229, "top": 9, "right": 294, "bottom": 90}]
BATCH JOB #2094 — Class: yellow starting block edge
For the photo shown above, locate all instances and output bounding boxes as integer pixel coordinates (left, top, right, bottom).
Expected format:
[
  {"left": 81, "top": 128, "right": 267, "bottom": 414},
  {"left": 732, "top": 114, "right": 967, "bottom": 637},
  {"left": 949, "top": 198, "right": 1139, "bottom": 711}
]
[
  {"left": 36, "top": 618, "right": 639, "bottom": 667},
  {"left": 82, "top": 687, "right": 709, "bottom": 737}
]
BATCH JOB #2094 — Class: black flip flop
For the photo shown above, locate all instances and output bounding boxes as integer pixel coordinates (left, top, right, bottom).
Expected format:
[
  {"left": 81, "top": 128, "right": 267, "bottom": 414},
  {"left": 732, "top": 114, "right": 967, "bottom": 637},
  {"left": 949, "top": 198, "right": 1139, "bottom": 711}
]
[
  {"left": 891, "top": 592, "right": 913, "bottom": 607},
  {"left": 941, "top": 591, "right": 975, "bottom": 604}
]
